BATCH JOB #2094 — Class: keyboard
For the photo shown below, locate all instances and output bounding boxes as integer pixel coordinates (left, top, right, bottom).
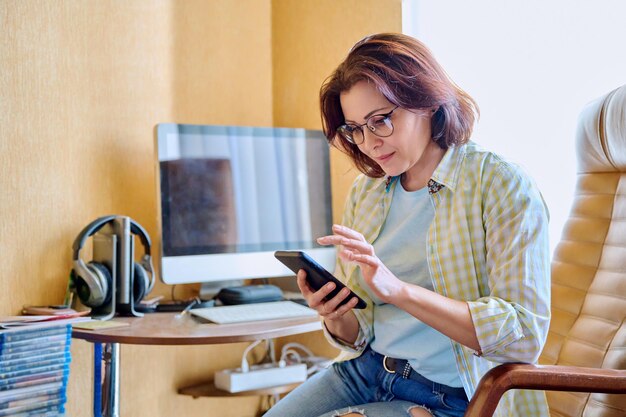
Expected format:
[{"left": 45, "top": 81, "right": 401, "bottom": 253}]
[{"left": 189, "top": 301, "right": 318, "bottom": 324}]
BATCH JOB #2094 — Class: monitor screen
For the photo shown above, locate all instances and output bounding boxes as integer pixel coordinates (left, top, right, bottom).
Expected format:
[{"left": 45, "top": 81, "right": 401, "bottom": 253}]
[{"left": 155, "top": 123, "right": 336, "bottom": 285}]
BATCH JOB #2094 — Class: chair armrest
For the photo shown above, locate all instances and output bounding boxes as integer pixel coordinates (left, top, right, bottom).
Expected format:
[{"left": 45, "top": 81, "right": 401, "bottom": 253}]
[{"left": 464, "top": 363, "right": 626, "bottom": 417}]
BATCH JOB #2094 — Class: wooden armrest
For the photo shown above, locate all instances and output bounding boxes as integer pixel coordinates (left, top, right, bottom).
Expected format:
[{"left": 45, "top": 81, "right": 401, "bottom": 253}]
[{"left": 464, "top": 363, "right": 626, "bottom": 417}]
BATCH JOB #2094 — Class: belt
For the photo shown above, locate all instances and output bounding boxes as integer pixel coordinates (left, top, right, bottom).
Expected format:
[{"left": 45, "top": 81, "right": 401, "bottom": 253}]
[{"left": 382, "top": 355, "right": 467, "bottom": 400}]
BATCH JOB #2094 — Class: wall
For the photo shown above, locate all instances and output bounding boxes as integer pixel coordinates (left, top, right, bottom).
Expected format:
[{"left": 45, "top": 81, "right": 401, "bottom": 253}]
[
  {"left": 0, "top": 1, "right": 401, "bottom": 416},
  {"left": 403, "top": 0, "right": 626, "bottom": 252},
  {"left": 272, "top": 0, "right": 402, "bottom": 221}
]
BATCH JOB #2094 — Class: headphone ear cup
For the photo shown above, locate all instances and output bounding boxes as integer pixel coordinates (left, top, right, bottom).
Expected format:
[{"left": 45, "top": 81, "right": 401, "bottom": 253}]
[
  {"left": 73, "top": 266, "right": 101, "bottom": 307},
  {"left": 75, "top": 262, "right": 112, "bottom": 308},
  {"left": 132, "top": 263, "right": 149, "bottom": 303}
]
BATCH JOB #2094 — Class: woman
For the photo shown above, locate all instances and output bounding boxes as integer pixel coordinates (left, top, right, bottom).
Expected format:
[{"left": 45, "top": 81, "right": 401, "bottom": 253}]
[{"left": 266, "top": 33, "right": 550, "bottom": 417}]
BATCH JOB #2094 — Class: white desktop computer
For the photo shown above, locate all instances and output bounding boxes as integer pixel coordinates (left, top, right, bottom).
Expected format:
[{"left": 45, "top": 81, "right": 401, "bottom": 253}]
[{"left": 154, "top": 123, "right": 336, "bottom": 295}]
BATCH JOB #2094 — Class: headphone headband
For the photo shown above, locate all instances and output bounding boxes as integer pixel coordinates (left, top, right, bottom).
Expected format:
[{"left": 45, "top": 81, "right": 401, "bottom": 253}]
[
  {"left": 130, "top": 219, "right": 151, "bottom": 257},
  {"left": 72, "top": 215, "right": 151, "bottom": 260},
  {"left": 72, "top": 215, "right": 116, "bottom": 260}
]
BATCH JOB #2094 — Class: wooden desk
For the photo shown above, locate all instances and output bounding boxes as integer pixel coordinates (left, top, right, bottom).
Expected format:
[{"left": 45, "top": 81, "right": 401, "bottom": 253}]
[{"left": 72, "top": 312, "right": 322, "bottom": 417}]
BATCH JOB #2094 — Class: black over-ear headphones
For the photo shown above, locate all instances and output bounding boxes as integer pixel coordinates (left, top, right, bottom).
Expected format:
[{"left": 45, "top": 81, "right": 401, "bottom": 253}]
[{"left": 71, "top": 215, "right": 155, "bottom": 308}]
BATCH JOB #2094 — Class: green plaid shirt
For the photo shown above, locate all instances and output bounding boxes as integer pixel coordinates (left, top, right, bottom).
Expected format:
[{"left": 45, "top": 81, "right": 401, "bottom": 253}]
[{"left": 324, "top": 142, "right": 551, "bottom": 416}]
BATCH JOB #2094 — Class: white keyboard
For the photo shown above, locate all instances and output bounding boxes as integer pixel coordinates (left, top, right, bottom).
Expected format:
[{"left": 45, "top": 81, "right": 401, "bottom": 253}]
[{"left": 190, "top": 301, "right": 318, "bottom": 324}]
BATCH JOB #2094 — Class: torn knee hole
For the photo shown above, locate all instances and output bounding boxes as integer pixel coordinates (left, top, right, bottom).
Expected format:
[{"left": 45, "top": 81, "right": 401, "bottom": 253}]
[{"left": 408, "top": 405, "right": 433, "bottom": 417}]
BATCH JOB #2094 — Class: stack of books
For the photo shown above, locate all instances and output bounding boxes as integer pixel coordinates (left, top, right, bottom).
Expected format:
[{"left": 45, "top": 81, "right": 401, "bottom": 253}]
[{"left": 0, "top": 323, "right": 74, "bottom": 416}]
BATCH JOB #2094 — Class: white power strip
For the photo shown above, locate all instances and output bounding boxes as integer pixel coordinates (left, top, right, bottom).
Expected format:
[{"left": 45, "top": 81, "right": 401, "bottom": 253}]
[{"left": 214, "top": 363, "right": 308, "bottom": 393}]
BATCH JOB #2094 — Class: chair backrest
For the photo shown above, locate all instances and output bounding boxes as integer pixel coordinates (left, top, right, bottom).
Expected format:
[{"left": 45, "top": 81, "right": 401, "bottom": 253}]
[{"left": 541, "top": 85, "right": 626, "bottom": 417}]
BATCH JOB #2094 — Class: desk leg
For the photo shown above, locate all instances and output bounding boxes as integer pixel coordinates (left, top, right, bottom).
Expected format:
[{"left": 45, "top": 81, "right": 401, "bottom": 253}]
[{"left": 94, "top": 342, "right": 121, "bottom": 417}]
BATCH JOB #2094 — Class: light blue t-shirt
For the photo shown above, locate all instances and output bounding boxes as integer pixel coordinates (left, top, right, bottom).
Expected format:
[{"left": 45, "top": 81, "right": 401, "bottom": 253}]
[{"left": 366, "top": 182, "right": 462, "bottom": 387}]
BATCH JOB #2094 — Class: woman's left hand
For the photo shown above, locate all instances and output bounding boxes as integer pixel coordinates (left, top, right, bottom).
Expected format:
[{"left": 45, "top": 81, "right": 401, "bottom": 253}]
[{"left": 317, "top": 224, "right": 406, "bottom": 304}]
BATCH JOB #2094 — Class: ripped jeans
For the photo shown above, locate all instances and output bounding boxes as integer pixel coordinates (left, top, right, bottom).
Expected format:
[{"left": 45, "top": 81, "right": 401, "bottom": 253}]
[{"left": 263, "top": 346, "right": 468, "bottom": 417}]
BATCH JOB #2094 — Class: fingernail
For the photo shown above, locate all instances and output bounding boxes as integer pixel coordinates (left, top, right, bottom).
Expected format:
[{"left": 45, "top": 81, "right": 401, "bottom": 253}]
[{"left": 326, "top": 283, "right": 335, "bottom": 290}]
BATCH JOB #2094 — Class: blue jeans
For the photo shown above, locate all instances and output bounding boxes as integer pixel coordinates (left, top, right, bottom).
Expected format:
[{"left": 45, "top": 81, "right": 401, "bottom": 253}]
[{"left": 264, "top": 347, "right": 468, "bottom": 417}]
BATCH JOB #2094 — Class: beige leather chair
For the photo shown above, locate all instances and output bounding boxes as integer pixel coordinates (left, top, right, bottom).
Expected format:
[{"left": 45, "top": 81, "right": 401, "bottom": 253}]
[{"left": 465, "top": 85, "right": 626, "bottom": 416}]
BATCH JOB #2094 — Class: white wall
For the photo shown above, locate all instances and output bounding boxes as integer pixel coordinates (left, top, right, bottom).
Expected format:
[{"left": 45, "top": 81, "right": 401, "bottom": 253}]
[{"left": 403, "top": 0, "right": 626, "bottom": 251}]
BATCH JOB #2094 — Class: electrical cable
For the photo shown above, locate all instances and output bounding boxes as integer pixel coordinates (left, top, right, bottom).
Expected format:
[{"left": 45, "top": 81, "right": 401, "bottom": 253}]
[
  {"left": 241, "top": 339, "right": 265, "bottom": 372},
  {"left": 279, "top": 342, "right": 332, "bottom": 375}
]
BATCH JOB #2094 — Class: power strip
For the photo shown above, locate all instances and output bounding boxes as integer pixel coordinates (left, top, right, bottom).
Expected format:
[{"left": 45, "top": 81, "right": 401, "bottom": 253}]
[{"left": 214, "top": 363, "right": 307, "bottom": 393}]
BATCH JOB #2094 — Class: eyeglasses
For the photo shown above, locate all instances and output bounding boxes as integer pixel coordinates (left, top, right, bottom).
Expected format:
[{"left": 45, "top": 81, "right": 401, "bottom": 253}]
[{"left": 337, "top": 105, "right": 399, "bottom": 145}]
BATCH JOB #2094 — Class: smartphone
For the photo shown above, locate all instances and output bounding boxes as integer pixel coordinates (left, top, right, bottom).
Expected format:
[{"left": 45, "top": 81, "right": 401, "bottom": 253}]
[{"left": 274, "top": 250, "right": 367, "bottom": 309}]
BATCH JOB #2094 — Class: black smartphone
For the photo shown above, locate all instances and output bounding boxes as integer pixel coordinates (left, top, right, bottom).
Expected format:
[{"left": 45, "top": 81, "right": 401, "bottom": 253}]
[{"left": 274, "top": 250, "right": 367, "bottom": 309}]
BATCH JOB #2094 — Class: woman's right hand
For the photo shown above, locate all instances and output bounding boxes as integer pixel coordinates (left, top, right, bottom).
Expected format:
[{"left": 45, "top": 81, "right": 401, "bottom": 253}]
[{"left": 296, "top": 269, "right": 359, "bottom": 321}]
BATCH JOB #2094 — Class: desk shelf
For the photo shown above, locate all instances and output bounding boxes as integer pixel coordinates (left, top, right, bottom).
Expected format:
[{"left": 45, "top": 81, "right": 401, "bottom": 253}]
[
  {"left": 178, "top": 380, "right": 300, "bottom": 398},
  {"left": 72, "top": 312, "right": 321, "bottom": 416},
  {"left": 72, "top": 312, "right": 322, "bottom": 345}
]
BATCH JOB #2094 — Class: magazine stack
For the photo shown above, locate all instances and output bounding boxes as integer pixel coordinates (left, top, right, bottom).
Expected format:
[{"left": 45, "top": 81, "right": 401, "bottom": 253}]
[{"left": 0, "top": 323, "right": 72, "bottom": 417}]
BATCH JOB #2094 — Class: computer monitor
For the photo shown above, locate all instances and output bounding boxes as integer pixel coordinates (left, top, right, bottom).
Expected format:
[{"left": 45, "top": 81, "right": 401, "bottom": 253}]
[{"left": 154, "top": 123, "right": 336, "bottom": 287}]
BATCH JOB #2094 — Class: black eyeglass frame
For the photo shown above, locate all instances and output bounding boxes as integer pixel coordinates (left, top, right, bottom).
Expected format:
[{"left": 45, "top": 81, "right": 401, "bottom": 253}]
[{"left": 337, "top": 105, "right": 400, "bottom": 145}]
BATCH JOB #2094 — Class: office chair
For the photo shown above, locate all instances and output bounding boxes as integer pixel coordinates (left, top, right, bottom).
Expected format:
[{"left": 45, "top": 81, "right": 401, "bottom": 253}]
[{"left": 465, "top": 85, "right": 626, "bottom": 416}]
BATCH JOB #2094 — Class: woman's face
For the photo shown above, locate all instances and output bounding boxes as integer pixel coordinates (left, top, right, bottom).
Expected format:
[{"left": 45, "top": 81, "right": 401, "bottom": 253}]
[{"left": 339, "top": 80, "right": 436, "bottom": 180}]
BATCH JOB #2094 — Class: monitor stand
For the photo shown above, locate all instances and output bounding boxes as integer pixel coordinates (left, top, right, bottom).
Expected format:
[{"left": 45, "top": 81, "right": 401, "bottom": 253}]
[{"left": 199, "top": 280, "right": 244, "bottom": 300}]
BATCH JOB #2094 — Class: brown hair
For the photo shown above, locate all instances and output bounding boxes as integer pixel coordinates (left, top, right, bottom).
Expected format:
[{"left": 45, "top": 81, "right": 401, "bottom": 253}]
[{"left": 320, "top": 33, "right": 479, "bottom": 178}]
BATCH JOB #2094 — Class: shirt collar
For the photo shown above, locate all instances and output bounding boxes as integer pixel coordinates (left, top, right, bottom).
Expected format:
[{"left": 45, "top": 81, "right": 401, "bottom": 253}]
[
  {"left": 381, "top": 143, "right": 467, "bottom": 195},
  {"left": 430, "top": 143, "right": 468, "bottom": 193}
]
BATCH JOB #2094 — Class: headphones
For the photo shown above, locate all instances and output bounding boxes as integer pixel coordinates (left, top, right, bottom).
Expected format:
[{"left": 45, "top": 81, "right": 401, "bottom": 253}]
[{"left": 71, "top": 215, "right": 155, "bottom": 309}]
